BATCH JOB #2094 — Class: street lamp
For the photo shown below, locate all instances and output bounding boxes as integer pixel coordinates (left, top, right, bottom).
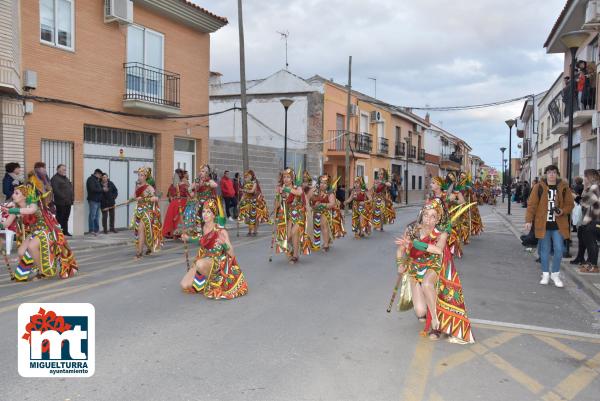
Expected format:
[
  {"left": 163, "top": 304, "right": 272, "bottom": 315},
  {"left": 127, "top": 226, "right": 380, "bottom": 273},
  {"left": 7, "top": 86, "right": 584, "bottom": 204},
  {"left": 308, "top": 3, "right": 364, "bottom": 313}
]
[
  {"left": 560, "top": 31, "right": 589, "bottom": 187},
  {"left": 500, "top": 147, "right": 506, "bottom": 203},
  {"left": 280, "top": 98, "right": 294, "bottom": 169},
  {"left": 505, "top": 119, "right": 516, "bottom": 215}
]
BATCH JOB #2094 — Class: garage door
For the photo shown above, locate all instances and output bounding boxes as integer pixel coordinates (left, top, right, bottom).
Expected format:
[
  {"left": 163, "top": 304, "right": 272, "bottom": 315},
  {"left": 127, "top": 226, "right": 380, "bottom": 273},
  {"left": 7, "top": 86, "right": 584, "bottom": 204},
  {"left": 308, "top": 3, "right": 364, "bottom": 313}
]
[{"left": 83, "top": 125, "right": 155, "bottom": 231}]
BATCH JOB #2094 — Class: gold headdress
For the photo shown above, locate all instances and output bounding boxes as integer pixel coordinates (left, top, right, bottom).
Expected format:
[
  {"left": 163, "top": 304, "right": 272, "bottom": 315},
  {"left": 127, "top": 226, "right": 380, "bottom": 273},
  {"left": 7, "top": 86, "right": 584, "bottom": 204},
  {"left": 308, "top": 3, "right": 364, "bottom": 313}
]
[
  {"left": 432, "top": 176, "right": 445, "bottom": 187},
  {"left": 14, "top": 182, "right": 40, "bottom": 204},
  {"left": 203, "top": 198, "right": 227, "bottom": 228}
]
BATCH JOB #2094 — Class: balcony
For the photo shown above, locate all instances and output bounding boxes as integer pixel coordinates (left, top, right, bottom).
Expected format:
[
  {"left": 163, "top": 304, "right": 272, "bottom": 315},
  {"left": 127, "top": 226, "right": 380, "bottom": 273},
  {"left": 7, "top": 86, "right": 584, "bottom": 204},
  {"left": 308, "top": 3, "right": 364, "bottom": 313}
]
[
  {"left": 394, "top": 142, "right": 406, "bottom": 157},
  {"left": 326, "top": 130, "right": 372, "bottom": 156},
  {"left": 548, "top": 91, "right": 593, "bottom": 136},
  {"left": 522, "top": 139, "right": 531, "bottom": 159},
  {"left": 408, "top": 145, "right": 417, "bottom": 159},
  {"left": 418, "top": 148, "right": 425, "bottom": 161},
  {"left": 441, "top": 153, "right": 462, "bottom": 171},
  {"left": 378, "top": 137, "right": 389, "bottom": 155},
  {"left": 123, "top": 62, "right": 181, "bottom": 115}
]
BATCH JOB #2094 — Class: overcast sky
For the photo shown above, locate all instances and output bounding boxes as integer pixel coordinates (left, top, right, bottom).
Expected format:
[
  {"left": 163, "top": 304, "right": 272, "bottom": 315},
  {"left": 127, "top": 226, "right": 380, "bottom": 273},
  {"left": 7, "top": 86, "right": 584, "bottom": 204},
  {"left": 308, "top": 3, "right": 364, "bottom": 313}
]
[{"left": 195, "top": 0, "right": 566, "bottom": 170}]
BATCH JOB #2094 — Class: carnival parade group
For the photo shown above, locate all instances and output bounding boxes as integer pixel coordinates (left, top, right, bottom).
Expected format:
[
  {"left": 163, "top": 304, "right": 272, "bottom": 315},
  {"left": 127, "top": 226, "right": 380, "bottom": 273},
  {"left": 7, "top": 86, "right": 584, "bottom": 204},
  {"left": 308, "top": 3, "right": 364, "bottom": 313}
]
[{"left": 0, "top": 163, "right": 486, "bottom": 344}]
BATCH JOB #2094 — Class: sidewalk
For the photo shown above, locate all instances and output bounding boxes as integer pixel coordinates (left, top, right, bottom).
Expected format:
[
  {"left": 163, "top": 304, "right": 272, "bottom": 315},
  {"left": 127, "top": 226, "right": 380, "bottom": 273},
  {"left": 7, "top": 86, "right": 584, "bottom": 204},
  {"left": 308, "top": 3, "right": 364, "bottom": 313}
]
[
  {"left": 66, "top": 230, "right": 135, "bottom": 252},
  {"left": 493, "top": 201, "right": 600, "bottom": 305}
]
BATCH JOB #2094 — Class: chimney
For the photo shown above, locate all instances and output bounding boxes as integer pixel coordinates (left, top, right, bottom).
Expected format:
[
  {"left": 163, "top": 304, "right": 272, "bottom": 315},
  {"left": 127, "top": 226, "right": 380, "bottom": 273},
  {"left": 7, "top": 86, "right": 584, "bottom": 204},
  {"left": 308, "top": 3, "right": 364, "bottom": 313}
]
[{"left": 425, "top": 112, "right": 430, "bottom": 123}]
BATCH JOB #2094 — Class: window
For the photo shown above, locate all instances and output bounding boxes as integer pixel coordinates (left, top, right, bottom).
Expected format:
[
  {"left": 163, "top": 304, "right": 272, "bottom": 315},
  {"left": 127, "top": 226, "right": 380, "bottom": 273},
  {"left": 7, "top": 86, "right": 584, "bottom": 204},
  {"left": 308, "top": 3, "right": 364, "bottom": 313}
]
[
  {"left": 84, "top": 125, "right": 155, "bottom": 149},
  {"left": 40, "top": 0, "right": 74, "bottom": 50},
  {"left": 127, "top": 25, "right": 165, "bottom": 97},
  {"left": 356, "top": 164, "right": 365, "bottom": 178},
  {"left": 418, "top": 176, "right": 422, "bottom": 190},
  {"left": 540, "top": 122, "right": 544, "bottom": 143},
  {"left": 546, "top": 116, "right": 550, "bottom": 139},
  {"left": 395, "top": 126, "right": 401, "bottom": 143},
  {"left": 412, "top": 175, "right": 416, "bottom": 190}
]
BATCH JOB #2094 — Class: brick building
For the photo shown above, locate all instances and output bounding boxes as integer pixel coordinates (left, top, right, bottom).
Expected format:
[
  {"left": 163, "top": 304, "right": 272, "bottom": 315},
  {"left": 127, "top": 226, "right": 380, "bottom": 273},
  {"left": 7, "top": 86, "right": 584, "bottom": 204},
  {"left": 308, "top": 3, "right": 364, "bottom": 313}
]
[{"left": 0, "top": 0, "right": 226, "bottom": 233}]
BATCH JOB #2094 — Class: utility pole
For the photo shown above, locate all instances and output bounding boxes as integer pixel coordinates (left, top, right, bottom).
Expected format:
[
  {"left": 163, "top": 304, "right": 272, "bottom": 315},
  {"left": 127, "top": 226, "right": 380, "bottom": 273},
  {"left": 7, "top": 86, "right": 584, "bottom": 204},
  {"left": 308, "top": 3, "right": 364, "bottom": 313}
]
[
  {"left": 238, "top": 0, "right": 249, "bottom": 173},
  {"left": 345, "top": 56, "right": 352, "bottom": 213}
]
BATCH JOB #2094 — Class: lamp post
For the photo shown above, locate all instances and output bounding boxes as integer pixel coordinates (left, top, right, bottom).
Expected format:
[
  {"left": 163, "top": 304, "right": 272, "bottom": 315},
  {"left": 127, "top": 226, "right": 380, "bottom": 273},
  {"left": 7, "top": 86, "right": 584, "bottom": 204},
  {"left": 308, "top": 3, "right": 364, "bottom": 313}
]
[
  {"left": 404, "top": 137, "right": 410, "bottom": 205},
  {"left": 280, "top": 99, "right": 294, "bottom": 169},
  {"left": 505, "top": 119, "right": 516, "bottom": 215},
  {"left": 500, "top": 147, "right": 506, "bottom": 203}
]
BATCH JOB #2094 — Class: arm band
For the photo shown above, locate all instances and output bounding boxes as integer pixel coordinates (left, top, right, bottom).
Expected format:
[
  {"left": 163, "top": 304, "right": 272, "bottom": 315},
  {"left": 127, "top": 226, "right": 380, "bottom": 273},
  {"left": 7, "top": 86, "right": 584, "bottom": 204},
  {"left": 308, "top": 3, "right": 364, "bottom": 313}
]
[
  {"left": 8, "top": 207, "right": 20, "bottom": 215},
  {"left": 412, "top": 240, "right": 428, "bottom": 251},
  {"left": 283, "top": 187, "right": 291, "bottom": 194},
  {"left": 222, "top": 243, "right": 231, "bottom": 252}
]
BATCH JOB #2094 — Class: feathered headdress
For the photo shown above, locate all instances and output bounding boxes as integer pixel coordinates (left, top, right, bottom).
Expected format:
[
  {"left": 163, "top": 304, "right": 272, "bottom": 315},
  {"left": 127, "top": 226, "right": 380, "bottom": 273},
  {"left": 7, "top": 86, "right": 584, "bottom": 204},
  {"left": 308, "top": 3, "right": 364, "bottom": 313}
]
[
  {"left": 15, "top": 182, "right": 40, "bottom": 205},
  {"left": 280, "top": 168, "right": 296, "bottom": 186},
  {"left": 136, "top": 167, "right": 155, "bottom": 187},
  {"left": 354, "top": 176, "right": 367, "bottom": 191},
  {"left": 432, "top": 176, "right": 445, "bottom": 188},
  {"left": 203, "top": 198, "right": 227, "bottom": 228}
]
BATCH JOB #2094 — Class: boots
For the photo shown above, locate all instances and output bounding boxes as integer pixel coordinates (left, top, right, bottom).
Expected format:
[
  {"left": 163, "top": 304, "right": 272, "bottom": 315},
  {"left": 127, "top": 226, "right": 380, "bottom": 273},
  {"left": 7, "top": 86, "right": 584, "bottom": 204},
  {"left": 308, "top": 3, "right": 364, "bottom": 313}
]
[{"left": 539, "top": 272, "right": 550, "bottom": 285}]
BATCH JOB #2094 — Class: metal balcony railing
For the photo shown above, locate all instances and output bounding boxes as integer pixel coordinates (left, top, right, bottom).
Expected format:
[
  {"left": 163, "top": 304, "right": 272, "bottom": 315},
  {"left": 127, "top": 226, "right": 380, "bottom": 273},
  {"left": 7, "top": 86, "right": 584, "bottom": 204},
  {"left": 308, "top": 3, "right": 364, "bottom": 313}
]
[
  {"left": 394, "top": 142, "right": 405, "bottom": 157},
  {"left": 124, "top": 62, "right": 181, "bottom": 108},
  {"left": 408, "top": 145, "right": 417, "bottom": 158},
  {"left": 378, "top": 137, "right": 389, "bottom": 155},
  {"left": 327, "top": 130, "right": 373, "bottom": 154},
  {"left": 548, "top": 92, "right": 565, "bottom": 127},
  {"left": 442, "top": 153, "right": 463, "bottom": 164}
]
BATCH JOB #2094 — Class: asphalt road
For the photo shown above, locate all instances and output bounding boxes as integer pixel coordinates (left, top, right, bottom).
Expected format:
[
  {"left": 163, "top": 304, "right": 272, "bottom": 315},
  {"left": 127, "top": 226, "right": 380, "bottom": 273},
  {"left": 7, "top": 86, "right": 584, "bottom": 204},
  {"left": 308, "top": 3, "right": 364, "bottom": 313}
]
[{"left": 1, "top": 205, "right": 599, "bottom": 401}]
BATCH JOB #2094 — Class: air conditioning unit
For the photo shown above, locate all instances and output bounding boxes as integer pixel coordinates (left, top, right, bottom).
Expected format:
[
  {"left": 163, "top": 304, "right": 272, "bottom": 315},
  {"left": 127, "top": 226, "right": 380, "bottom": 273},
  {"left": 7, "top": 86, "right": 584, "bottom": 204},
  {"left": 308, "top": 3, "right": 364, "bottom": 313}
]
[
  {"left": 584, "top": 0, "right": 600, "bottom": 27},
  {"left": 370, "top": 111, "right": 382, "bottom": 122},
  {"left": 105, "top": 0, "right": 133, "bottom": 24},
  {"left": 23, "top": 70, "right": 37, "bottom": 91},
  {"left": 350, "top": 104, "right": 358, "bottom": 116}
]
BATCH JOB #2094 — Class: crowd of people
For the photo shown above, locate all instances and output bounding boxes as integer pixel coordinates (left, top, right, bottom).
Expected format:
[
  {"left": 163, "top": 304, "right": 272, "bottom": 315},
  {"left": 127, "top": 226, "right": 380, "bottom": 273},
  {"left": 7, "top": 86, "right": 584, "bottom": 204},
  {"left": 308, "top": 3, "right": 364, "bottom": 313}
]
[{"left": 521, "top": 165, "right": 600, "bottom": 280}]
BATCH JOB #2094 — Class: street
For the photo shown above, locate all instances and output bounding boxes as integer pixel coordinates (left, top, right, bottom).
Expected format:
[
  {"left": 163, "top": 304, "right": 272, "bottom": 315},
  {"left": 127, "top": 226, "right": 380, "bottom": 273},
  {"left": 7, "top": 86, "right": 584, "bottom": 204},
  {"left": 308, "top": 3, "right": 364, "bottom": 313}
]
[{"left": 1, "top": 205, "right": 600, "bottom": 401}]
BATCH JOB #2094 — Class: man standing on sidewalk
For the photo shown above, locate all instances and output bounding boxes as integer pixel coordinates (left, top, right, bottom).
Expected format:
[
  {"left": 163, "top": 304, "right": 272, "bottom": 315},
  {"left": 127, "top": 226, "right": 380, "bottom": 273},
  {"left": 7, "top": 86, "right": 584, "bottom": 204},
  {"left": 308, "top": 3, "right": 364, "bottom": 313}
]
[
  {"left": 220, "top": 170, "right": 236, "bottom": 221},
  {"left": 51, "top": 164, "right": 74, "bottom": 236},
  {"left": 525, "top": 165, "right": 574, "bottom": 287},
  {"left": 86, "top": 168, "right": 103, "bottom": 235}
]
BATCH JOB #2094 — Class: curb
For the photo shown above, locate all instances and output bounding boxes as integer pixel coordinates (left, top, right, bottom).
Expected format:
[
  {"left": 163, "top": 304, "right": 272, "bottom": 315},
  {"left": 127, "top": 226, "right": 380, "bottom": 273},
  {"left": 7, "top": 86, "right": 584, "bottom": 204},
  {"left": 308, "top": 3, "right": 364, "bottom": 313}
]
[{"left": 493, "top": 207, "right": 600, "bottom": 306}]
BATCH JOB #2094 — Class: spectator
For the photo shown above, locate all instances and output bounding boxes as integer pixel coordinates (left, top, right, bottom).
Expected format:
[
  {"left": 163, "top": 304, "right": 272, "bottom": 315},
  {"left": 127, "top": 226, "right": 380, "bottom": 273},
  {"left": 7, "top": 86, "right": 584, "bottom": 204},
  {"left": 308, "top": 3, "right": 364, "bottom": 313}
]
[
  {"left": 390, "top": 175, "right": 399, "bottom": 204},
  {"left": 100, "top": 173, "right": 118, "bottom": 234},
  {"left": 220, "top": 170, "right": 236, "bottom": 221},
  {"left": 233, "top": 172, "right": 241, "bottom": 203},
  {"left": 336, "top": 184, "right": 346, "bottom": 208},
  {"left": 573, "top": 176, "right": 584, "bottom": 198},
  {"left": 521, "top": 181, "right": 530, "bottom": 208},
  {"left": 86, "top": 168, "right": 103, "bottom": 236},
  {"left": 32, "top": 162, "right": 54, "bottom": 213},
  {"left": 578, "top": 169, "right": 600, "bottom": 273},
  {"left": 50, "top": 164, "right": 74, "bottom": 236},
  {"left": 3, "top": 162, "right": 22, "bottom": 201},
  {"left": 525, "top": 165, "right": 574, "bottom": 287}
]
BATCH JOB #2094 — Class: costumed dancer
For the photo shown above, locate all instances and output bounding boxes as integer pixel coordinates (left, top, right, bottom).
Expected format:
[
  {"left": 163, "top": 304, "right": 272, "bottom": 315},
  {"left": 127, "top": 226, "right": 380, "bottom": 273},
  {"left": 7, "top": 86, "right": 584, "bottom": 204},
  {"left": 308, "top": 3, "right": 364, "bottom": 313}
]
[
  {"left": 131, "top": 167, "right": 162, "bottom": 259},
  {"left": 180, "top": 198, "right": 248, "bottom": 299},
  {"left": 238, "top": 170, "right": 269, "bottom": 236},
  {"left": 302, "top": 170, "right": 314, "bottom": 242},
  {"left": 162, "top": 169, "right": 189, "bottom": 239},
  {"left": 344, "top": 176, "right": 372, "bottom": 239},
  {"left": 458, "top": 172, "right": 484, "bottom": 237},
  {"left": 395, "top": 197, "right": 475, "bottom": 343},
  {"left": 308, "top": 175, "right": 342, "bottom": 251},
  {"left": 0, "top": 182, "right": 77, "bottom": 281},
  {"left": 430, "top": 176, "right": 464, "bottom": 258},
  {"left": 371, "top": 168, "right": 396, "bottom": 231},
  {"left": 177, "top": 164, "right": 217, "bottom": 238},
  {"left": 273, "top": 168, "right": 311, "bottom": 264}
]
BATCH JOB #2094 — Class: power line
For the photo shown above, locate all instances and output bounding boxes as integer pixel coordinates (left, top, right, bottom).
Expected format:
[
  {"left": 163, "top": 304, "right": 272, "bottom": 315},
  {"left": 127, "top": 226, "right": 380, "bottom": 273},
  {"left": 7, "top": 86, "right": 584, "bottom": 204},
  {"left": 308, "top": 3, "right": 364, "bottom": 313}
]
[{"left": 1, "top": 93, "right": 241, "bottom": 120}]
